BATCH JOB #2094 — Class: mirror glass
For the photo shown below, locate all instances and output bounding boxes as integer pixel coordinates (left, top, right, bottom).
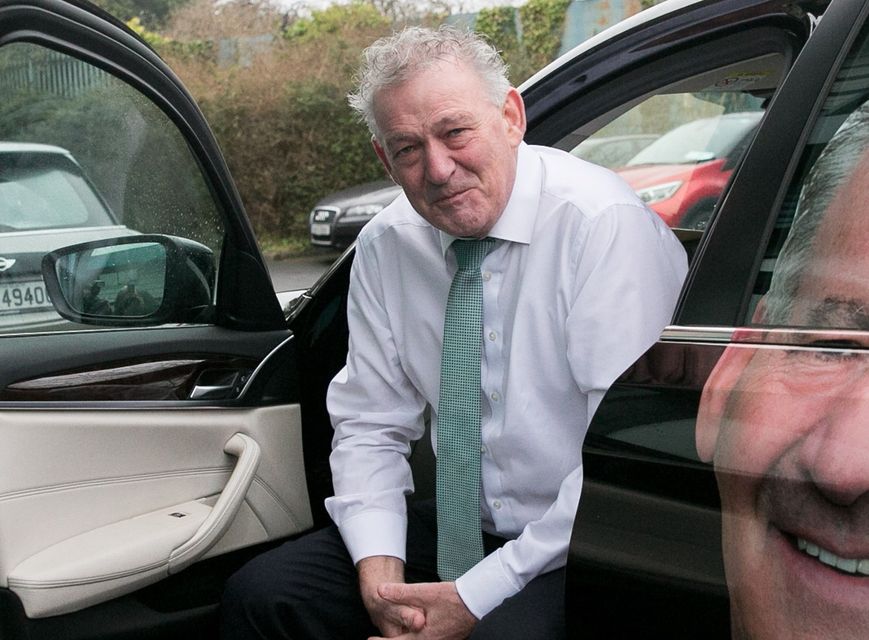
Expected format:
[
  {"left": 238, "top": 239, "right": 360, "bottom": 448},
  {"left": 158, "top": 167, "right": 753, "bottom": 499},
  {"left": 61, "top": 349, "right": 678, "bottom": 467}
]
[{"left": 54, "top": 241, "right": 167, "bottom": 318}]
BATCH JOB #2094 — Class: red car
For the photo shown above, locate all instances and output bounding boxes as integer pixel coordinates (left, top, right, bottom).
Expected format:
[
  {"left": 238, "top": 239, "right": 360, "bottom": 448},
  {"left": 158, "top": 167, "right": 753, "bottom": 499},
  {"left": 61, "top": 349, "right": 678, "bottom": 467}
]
[{"left": 617, "top": 111, "right": 763, "bottom": 229}]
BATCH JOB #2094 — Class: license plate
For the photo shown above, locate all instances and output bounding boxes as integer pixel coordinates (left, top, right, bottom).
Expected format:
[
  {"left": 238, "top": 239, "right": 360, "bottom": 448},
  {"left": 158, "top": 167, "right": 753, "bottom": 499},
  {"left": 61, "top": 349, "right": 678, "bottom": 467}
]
[
  {"left": 311, "top": 223, "right": 331, "bottom": 237},
  {"left": 0, "top": 280, "right": 51, "bottom": 313}
]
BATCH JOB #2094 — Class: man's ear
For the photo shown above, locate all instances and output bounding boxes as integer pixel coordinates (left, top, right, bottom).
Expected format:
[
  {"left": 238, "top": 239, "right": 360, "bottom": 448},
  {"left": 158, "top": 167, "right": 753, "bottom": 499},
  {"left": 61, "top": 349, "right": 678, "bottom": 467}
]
[
  {"left": 372, "top": 136, "right": 395, "bottom": 181},
  {"left": 502, "top": 87, "right": 526, "bottom": 147}
]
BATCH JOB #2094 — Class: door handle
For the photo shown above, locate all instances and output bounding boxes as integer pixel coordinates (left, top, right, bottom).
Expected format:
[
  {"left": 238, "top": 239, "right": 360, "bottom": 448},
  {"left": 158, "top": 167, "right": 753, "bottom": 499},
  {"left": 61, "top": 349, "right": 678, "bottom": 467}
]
[
  {"left": 189, "top": 369, "right": 250, "bottom": 400},
  {"left": 168, "top": 433, "right": 260, "bottom": 573}
]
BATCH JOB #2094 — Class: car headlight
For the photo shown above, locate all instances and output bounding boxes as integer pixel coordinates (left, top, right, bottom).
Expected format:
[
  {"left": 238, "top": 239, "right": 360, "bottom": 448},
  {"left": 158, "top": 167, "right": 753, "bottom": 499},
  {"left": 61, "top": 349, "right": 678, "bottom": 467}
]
[
  {"left": 635, "top": 181, "right": 682, "bottom": 204},
  {"left": 341, "top": 204, "right": 384, "bottom": 223}
]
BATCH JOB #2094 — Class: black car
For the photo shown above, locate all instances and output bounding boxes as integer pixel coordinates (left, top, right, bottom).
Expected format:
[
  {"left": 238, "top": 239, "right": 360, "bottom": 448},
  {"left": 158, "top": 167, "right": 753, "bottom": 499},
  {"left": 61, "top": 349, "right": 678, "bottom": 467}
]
[
  {"left": 2, "top": 0, "right": 867, "bottom": 638},
  {"left": 309, "top": 179, "right": 401, "bottom": 250}
]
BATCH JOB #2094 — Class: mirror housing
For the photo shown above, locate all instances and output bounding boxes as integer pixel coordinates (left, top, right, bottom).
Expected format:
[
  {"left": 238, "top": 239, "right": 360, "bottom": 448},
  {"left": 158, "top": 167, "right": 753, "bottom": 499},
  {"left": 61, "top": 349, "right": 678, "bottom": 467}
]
[{"left": 42, "top": 234, "right": 215, "bottom": 327}]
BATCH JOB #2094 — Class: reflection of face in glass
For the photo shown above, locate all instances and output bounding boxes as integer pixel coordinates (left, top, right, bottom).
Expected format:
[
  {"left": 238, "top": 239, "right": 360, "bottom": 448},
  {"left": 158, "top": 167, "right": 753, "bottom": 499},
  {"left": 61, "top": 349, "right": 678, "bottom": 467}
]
[{"left": 696, "top": 145, "right": 869, "bottom": 637}]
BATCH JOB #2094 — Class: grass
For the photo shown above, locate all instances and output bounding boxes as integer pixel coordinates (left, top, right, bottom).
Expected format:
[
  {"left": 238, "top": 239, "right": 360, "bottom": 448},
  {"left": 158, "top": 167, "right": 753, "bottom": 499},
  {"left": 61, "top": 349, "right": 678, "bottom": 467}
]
[{"left": 257, "top": 234, "right": 320, "bottom": 260}]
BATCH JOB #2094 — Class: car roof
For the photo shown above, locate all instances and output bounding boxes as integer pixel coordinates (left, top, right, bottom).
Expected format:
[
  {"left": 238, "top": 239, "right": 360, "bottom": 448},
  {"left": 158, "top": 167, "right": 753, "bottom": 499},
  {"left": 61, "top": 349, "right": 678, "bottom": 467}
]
[
  {"left": 314, "top": 179, "right": 402, "bottom": 209},
  {"left": 520, "top": 0, "right": 707, "bottom": 91},
  {"left": 520, "top": 0, "right": 826, "bottom": 94}
]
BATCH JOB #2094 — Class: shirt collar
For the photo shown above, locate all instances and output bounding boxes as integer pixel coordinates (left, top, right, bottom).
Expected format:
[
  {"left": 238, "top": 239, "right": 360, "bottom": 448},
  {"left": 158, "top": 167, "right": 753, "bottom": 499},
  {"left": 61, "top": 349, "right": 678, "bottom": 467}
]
[{"left": 439, "top": 142, "right": 542, "bottom": 256}]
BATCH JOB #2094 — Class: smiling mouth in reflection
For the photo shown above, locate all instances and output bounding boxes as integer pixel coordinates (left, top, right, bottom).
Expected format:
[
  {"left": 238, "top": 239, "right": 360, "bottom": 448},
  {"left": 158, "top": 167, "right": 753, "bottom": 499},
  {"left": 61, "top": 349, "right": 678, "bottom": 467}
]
[{"left": 797, "top": 537, "right": 869, "bottom": 576}]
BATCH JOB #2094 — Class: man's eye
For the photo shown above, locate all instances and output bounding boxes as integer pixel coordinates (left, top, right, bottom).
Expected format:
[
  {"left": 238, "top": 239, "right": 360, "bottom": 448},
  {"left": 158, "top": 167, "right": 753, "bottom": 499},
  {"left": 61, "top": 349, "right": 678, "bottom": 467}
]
[
  {"left": 394, "top": 145, "right": 415, "bottom": 159},
  {"left": 447, "top": 128, "right": 467, "bottom": 138},
  {"left": 784, "top": 343, "right": 864, "bottom": 364}
]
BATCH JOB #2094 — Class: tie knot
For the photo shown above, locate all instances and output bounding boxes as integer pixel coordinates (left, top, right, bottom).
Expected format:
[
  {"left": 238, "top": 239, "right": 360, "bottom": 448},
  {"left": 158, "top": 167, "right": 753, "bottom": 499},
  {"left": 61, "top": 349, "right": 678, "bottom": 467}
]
[{"left": 452, "top": 238, "right": 494, "bottom": 271}]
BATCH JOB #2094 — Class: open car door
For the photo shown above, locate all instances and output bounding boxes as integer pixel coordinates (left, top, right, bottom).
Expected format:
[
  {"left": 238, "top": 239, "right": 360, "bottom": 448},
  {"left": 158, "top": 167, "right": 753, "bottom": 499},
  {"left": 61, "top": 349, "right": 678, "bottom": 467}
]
[{"left": 0, "top": 1, "right": 318, "bottom": 637}]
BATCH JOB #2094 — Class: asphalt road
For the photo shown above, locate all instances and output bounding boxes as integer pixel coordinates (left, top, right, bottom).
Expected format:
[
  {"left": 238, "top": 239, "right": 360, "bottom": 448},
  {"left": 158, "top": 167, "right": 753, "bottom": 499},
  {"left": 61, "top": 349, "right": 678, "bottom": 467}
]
[{"left": 267, "top": 251, "right": 342, "bottom": 293}]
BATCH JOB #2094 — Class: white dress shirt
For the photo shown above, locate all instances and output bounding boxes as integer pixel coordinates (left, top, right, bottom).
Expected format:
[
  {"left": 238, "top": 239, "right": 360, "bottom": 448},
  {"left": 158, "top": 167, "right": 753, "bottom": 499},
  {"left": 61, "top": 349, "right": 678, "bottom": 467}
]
[{"left": 325, "top": 142, "right": 688, "bottom": 618}]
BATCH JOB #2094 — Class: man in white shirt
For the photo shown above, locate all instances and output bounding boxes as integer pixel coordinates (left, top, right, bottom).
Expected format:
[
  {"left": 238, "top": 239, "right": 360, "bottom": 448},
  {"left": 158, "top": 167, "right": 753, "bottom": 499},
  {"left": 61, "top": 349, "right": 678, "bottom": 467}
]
[{"left": 221, "top": 26, "right": 687, "bottom": 640}]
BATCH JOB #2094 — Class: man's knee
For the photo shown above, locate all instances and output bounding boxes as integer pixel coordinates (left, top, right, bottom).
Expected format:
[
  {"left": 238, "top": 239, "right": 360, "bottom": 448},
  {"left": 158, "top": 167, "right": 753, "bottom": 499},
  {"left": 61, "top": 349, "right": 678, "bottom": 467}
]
[
  {"left": 220, "top": 529, "right": 370, "bottom": 639},
  {"left": 222, "top": 555, "right": 277, "bottom": 615}
]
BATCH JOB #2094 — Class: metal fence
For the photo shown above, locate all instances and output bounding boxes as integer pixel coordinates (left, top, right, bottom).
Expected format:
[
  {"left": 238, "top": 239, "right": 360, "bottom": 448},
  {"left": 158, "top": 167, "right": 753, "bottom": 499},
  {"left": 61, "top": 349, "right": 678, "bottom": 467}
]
[{"left": 0, "top": 48, "right": 109, "bottom": 98}]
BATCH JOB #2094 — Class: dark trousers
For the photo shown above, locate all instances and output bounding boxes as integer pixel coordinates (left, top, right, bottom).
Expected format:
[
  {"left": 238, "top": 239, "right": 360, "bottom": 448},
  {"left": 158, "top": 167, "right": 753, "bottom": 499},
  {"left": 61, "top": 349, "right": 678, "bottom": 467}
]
[{"left": 220, "top": 500, "right": 565, "bottom": 639}]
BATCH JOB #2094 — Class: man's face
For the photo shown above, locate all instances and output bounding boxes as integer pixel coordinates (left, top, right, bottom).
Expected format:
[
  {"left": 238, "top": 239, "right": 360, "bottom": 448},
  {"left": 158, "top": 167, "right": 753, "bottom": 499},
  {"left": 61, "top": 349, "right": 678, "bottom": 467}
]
[
  {"left": 697, "top": 157, "right": 869, "bottom": 639},
  {"left": 370, "top": 60, "right": 525, "bottom": 239}
]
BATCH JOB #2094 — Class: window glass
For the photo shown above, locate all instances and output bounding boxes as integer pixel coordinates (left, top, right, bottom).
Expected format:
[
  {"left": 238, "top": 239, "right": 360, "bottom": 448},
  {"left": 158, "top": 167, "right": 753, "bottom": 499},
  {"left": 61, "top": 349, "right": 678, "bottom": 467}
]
[
  {"left": 579, "top": 55, "right": 787, "bottom": 460},
  {"left": 695, "top": 19, "right": 869, "bottom": 639},
  {"left": 570, "top": 91, "right": 764, "bottom": 232},
  {"left": 749, "top": 21, "right": 869, "bottom": 330},
  {"left": 0, "top": 43, "right": 225, "bottom": 333}
]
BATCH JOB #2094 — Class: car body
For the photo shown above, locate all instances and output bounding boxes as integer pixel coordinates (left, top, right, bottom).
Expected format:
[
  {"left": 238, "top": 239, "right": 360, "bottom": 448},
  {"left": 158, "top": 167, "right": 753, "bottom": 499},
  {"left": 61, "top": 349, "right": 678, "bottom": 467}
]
[
  {"left": 616, "top": 111, "right": 763, "bottom": 228},
  {"left": 0, "top": 142, "right": 131, "bottom": 332},
  {"left": 570, "top": 133, "right": 658, "bottom": 168},
  {"left": 309, "top": 179, "right": 401, "bottom": 250},
  {"left": 2, "top": 0, "right": 866, "bottom": 638}
]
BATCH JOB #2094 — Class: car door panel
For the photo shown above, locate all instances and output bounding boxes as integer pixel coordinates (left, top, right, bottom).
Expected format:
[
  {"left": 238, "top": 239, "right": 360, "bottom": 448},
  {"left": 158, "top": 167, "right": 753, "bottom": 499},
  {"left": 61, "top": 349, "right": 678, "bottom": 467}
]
[
  {"left": 567, "top": 338, "right": 729, "bottom": 636},
  {"left": 1, "top": 324, "right": 311, "bottom": 624},
  {"left": 559, "top": 0, "right": 869, "bottom": 635},
  {"left": 0, "top": 328, "right": 291, "bottom": 401},
  {"left": 0, "top": 1, "right": 313, "bottom": 635},
  {"left": 1, "top": 405, "right": 312, "bottom": 618}
]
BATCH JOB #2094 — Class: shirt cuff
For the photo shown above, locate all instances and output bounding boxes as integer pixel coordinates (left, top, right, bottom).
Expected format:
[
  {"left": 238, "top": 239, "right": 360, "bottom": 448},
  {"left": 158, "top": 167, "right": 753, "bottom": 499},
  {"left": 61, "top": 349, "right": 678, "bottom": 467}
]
[
  {"left": 454, "top": 549, "right": 522, "bottom": 619},
  {"left": 334, "top": 509, "right": 408, "bottom": 565}
]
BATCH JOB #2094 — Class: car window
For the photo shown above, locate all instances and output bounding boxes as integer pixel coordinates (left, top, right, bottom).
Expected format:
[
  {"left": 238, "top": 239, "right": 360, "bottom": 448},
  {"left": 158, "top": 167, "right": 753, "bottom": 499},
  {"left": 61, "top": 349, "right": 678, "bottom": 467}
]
[
  {"left": 0, "top": 43, "right": 225, "bottom": 334},
  {"left": 748, "top": 21, "right": 869, "bottom": 330},
  {"left": 570, "top": 56, "right": 791, "bottom": 461},
  {"left": 568, "top": 89, "right": 764, "bottom": 232}
]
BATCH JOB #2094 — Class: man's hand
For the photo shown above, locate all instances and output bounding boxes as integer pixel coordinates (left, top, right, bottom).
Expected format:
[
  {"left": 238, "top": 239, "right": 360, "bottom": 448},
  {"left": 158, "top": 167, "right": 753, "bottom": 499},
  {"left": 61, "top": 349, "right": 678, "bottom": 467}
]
[
  {"left": 369, "top": 581, "right": 477, "bottom": 640},
  {"left": 358, "top": 556, "right": 425, "bottom": 637}
]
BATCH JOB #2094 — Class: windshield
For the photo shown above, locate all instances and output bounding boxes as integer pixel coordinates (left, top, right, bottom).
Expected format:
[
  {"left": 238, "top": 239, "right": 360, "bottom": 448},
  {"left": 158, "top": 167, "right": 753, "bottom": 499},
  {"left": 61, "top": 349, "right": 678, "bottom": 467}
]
[
  {"left": 627, "top": 112, "right": 763, "bottom": 166},
  {"left": 0, "top": 152, "right": 116, "bottom": 232}
]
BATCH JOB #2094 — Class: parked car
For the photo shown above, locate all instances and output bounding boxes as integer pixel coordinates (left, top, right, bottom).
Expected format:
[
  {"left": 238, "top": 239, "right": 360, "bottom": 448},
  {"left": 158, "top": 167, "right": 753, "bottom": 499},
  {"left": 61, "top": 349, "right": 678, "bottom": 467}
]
[
  {"left": 616, "top": 111, "right": 763, "bottom": 228},
  {"left": 309, "top": 179, "right": 401, "bottom": 250},
  {"left": 2, "top": 1, "right": 864, "bottom": 639},
  {"left": 0, "top": 142, "right": 131, "bottom": 332},
  {"left": 570, "top": 133, "right": 658, "bottom": 168}
]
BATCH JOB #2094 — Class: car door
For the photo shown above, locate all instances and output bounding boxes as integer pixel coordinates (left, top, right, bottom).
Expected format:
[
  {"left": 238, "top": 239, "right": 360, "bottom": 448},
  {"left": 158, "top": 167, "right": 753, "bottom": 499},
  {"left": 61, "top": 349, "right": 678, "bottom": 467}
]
[
  {"left": 550, "top": 0, "right": 869, "bottom": 636},
  {"left": 0, "top": 2, "right": 320, "bottom": 638}
]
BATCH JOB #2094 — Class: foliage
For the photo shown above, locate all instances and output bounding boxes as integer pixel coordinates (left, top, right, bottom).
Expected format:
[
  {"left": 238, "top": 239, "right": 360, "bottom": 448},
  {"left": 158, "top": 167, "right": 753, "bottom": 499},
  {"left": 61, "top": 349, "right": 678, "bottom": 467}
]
[
  {"left": 518, "top": 0, "right": 571, "bottom": 73},
  {"left": 91, "top": 0, "right": 190, "bottom": 28},
  {"left": 1, "top": 0, "right": 577, "bottom": 251},
  {"left": 284, "top": 2, "right": 390, "bottom": 41},
  {"left": 474, "top": 0, "right": 570, "bottom": 85},
  {"left": 127, "top": 16, "right": 213, "bottom": 60},
  {"left": 475, "top": 6, "right": 531, "bottom": 84},
  {"left": 126, "top": 17, "right": 173, "bottom": 48},
  {"left": 162, "top": 1, "right": 395, "bottom": 239}
]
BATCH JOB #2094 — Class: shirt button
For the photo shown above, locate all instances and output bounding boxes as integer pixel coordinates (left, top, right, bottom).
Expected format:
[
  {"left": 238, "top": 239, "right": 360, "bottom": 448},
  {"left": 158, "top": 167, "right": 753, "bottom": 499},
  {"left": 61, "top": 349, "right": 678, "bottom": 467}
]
[
  {"left": 480, "top": 445, "right": 487, "bottom": 454},
  {"left": 488, "top": 331, "right": 497, "bottom": 341},
  {"left": 490, "top": 392, "right": 500, "bottom": 402},
  {"left": 482, "top": 271, "right": 492, "bottom": 282},
  {"left": 493, "top": 500, "right": 502, "bottom": 510}
]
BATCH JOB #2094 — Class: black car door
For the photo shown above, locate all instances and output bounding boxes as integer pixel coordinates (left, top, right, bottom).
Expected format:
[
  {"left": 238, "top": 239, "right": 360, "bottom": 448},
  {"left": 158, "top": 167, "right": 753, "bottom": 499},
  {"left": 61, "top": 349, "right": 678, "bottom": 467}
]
[
  {"left": 0, "top": 1, "right": 319, "bottom": 637},
  {"left": 551, "top": 0, "right": 869, "bottom": 636}
]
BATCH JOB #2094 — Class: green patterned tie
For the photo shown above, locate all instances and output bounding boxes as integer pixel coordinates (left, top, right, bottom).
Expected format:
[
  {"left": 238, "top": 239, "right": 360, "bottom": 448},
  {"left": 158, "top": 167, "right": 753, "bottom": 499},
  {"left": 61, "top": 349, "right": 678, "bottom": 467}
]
[{"left": 437, "top": 237, "right": 495, "bottom": 581}]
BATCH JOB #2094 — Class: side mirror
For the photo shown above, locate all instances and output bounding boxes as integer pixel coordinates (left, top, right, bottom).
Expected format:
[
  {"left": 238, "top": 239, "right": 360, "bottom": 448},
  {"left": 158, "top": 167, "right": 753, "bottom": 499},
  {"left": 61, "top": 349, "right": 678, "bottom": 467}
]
[{"left": 42, "top": 235, "right": 215, "bottom": 327}]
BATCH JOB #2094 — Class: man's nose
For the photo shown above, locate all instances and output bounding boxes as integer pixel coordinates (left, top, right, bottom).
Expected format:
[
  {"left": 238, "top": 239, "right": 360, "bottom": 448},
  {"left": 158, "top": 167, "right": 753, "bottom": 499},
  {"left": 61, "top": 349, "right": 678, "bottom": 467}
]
[
  {"left": 423, "top": 141, "right": 455, "bottom": 185},
  {"left": 798, "top": 366, "right": 869, "bottom": 506}
]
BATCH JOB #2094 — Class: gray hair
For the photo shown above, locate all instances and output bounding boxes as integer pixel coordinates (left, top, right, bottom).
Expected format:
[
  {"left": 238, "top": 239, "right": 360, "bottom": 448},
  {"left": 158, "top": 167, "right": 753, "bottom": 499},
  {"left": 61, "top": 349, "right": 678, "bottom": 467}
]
[
  {"left": 348, "top": 25, "right": 511, "bottom": 140},
  {"left": 762, "top": 99, "right": 869, "bottom": 324}
]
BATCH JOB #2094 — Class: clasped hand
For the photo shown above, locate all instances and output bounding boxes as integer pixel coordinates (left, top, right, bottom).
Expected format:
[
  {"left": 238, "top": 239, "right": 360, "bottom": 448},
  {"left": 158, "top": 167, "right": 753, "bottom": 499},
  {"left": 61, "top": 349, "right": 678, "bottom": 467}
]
[{"left": 358, "top": 557, "right": 477, "bottom": 639}]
